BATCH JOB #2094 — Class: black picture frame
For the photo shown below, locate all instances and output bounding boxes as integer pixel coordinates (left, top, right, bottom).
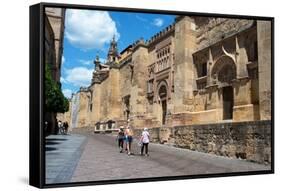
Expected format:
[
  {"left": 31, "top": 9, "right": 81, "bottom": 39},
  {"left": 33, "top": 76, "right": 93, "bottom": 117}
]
[{"left": 30, "top": 2, "right": 274, "bottom": 189}]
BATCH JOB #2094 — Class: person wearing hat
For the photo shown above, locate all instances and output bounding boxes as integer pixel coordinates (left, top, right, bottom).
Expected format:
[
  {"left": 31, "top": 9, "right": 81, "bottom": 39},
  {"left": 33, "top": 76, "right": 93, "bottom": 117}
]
[{"left": 140, "top": 128, "right": 150, "bottom": 156}]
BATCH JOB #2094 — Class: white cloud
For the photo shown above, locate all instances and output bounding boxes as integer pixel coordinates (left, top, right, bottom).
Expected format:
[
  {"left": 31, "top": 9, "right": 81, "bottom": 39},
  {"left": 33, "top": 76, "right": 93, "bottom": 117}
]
[
  {"left": 65, "top": 9, "right": 120, "bottom": 50},
  {"left": 136, "top": 15, "right": 147, "bottom": 22},
  {"left": 61, "top": 56, "right": 65, "bottom": 65},
  {"left": 62, "top": 89, "right": 73, "bottom": 98},
  {"left": 60, "top": 76, "right": 66, "bottom": 83},
  {"left": 78, "top": 59, "right": 92, "bottom": 66},
  {"left": 152, "top": 18, "right": 164, "bottom": 27},
  {"left": 65, "top": 67, "right": 94, "bottom": 87}
]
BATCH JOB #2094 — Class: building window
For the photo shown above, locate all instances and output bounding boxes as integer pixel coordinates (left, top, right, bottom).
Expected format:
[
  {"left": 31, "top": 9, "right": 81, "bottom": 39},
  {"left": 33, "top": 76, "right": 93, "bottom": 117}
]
[
  {"left": 147, "top": 80, "right": 154, "bottom": 93},
  {"left": 197, "top": 62, "right": 207, "bottom": 77},
  {"left": 96, "top": 123, "right": 100, "bottom": 130},
  {"left": 196, "top": 80, "right": 207, "bottom": 90},
  {"left": 108, "top": 121, "right": 112, "bottom": 129},
  {"left": 156, "top": 45, "right": 171, "bottom": 72},
  {"left": 248, "top": 41, "right": 258, "bottom": 62},
  {"left": 248, "top": 67, "right": 258, "bottom": 79},
  {"left": 253, "top": 41, "right": 258, "bottom": 61}
]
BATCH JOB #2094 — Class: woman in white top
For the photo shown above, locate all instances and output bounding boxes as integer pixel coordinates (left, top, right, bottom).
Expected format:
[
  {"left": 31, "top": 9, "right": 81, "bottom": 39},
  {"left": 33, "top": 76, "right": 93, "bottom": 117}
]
[{"left": 140, "top": 128, "right": 150, "bottom": 156}]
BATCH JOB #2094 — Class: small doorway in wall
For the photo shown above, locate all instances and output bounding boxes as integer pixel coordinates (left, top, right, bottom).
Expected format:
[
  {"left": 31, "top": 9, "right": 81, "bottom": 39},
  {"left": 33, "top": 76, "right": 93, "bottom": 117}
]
[
  {"left": 123, "top": 95, "right": 130, "bottom": 121},
  {"left": 159, "top": 84, "right": 168, "bottom": 125},
  {"left": 161, "top": 99, "right": 167, "bottom": 125},
  {"left": 222, "top": 86, "right": 234, "bottom": 120}
]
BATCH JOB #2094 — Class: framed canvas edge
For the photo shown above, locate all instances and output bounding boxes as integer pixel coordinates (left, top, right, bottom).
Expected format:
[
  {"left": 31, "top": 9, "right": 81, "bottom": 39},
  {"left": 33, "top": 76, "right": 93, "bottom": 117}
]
[
  {"left": 29, "top": 2, "right": 275, "bottom": 189},
  {"left": 29, "top": 3, "right": 45, "bottom": 188}
]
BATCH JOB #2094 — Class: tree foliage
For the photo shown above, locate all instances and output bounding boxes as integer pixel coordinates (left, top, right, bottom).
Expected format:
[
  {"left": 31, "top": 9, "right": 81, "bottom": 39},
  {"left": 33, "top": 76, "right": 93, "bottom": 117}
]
[{"left": 45, "top": 64, "right": 69, "bottom": 113}]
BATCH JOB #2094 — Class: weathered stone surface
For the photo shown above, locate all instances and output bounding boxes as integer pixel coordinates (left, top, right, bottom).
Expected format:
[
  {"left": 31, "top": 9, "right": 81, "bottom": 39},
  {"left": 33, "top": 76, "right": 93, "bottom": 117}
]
[
  {"left": 68, "top": 17, "right": 271, "bottom": 129},
  {"left": 194, "top": 17, "right": 254, "bottom": 50},
  {"left": 141, "top": 120, "right": 271, "bottom": 164},
  {"left": 257, "top": 21, "right": 272, "bottom": 120}
]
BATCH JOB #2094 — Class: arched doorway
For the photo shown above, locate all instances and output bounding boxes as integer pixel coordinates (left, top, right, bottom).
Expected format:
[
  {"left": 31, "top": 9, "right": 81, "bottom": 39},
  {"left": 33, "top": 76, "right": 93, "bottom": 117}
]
[
  {"left": 212, "top": 56, "right": 236, "bottom": 120},
  {"left": 158, "top": 84, "right": 168, "bottom": 125},
  {"left": 218, "top": 63, "right": 236, "bottom": 120},
  {"left": 222, "top": 86, "right": 234, "bottom": 119}
]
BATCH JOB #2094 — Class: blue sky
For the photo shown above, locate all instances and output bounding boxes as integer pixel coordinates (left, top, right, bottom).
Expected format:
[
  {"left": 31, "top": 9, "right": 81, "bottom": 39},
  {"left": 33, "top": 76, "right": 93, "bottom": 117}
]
[{"left": 61, "top": 9, "right": 176, "bottom": 98}]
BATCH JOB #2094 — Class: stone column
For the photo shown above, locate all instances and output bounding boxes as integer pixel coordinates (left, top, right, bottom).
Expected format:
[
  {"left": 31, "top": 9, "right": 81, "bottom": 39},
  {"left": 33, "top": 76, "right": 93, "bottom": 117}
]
[
  {"left": 130, "top": 44, "right": 149, "bottom": 127},
  {"left": 257, "top": 20, "right": 272, "bottom": 120},
  {"left": 108, "top": 68, "right": 122, "bottom": 120},
  {"left": 236, "top": 36, "right": 249, "bottom": 78},
  {"left": 173, "top": 16, "right": 197, "bottom": 112},
  {"left": 207, "top": 48, "right": 213, "bottom": 86},
  {"left": 90, "top": 84, "right": 101, "bottom": 125}
]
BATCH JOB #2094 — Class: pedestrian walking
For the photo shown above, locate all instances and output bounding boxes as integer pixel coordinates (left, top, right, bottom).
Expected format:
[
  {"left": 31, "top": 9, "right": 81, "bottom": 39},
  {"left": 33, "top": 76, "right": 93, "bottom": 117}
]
[
  {"left": 44, "top": 121, "right": 48, "bottom": 132},
  {"left": 140, "top": 128, "right": 150, "bottom": 156},
  {"left": 64, "top": 122, "right": 69, "bottom": 135},
  {"left": 58, "top": 120, "right": 64, "bottom": 134},
  {"left": 116, "top": 127, "right": 125, "bottom": 153},
  {"left": 125, "top": 125, "right": 134, "bottom": 155}
]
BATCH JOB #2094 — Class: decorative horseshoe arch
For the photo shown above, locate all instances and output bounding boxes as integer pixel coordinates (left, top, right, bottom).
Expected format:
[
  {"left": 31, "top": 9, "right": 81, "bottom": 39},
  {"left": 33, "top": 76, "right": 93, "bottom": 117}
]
[
  {"left": 157, "top": 80, "right": 169, "bottom": 100},
  {"left": 212, "top": 55, "right": 236, "bottom": 120},
  {"left": 211, "top": 55, "right": 237, "bottom": 85}
]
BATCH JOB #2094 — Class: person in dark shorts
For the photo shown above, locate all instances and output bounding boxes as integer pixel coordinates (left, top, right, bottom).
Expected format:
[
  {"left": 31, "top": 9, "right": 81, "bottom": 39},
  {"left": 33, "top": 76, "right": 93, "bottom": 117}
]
[
  {"left": 117, "top": 127, "right": 125, "bottom": 153},
  {"left": 125, "top": 125, "right": 134, "bottom": 155}
]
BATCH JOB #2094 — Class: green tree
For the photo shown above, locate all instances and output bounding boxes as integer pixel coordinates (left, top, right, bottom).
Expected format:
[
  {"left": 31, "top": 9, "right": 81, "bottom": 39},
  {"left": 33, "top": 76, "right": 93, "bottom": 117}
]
[{"left": 45, "top": 64, "right": 69, "bottom": 113}]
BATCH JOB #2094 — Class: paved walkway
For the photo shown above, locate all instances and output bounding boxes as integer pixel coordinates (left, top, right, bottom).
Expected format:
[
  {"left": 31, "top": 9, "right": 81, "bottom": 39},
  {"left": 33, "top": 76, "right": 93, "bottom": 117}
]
[
  {"left": 45, "top": 134, "right": 87, "bottom": 184},
  {"left": 45, "top": 133, "right": 270, "bottom": 183},
  {"left": 70, "top": 133, "right": 270, "bottom": 182}
]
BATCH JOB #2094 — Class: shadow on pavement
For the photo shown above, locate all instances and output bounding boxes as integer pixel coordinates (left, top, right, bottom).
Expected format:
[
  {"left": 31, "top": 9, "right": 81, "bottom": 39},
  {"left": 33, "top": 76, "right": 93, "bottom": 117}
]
[
  {"left": 46, "top": 147, "right": 58, "bottom": 151},
  {"left": 46, "top": 138, "right": 67, "bottom": 141},
  {"left": 45, "top": 137, "right": 69, "bottom": 151},
  {"left": 45, "top": 141, "right": 61, "bottom": 145}
]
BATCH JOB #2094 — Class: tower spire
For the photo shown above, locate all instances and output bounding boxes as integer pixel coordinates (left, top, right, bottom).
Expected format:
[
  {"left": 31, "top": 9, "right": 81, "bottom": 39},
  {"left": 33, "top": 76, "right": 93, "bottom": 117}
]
[
  {"left": 112, "top": 34, "right": 115, "bottom": 42},
  {"left": 107, "top": 35, "right": 119, "bottom": 63}
]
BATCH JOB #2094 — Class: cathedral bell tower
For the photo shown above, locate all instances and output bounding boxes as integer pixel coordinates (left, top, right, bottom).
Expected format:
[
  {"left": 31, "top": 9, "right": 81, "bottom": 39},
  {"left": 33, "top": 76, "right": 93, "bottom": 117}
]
[{"left": 107, "top": 35, "right": 119, "bottom": 63}]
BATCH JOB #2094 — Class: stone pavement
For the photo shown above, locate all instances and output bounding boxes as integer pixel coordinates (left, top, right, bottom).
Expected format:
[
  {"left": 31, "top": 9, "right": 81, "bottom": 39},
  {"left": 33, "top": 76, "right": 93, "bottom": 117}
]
[
  {"left": 45, "top": 134, "right": 87, "bottom": 184},
  {"left": 45, "top": 133, "right": 270, "bottom": 184},
  {"left": 70, "top": 133, "right": 270, "bottom": 182}
]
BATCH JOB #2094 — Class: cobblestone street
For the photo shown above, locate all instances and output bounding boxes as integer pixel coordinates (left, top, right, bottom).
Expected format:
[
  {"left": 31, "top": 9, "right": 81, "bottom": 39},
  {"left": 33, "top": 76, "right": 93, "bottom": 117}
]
[{"left": 46, "top": 133, "right": 270, "bottom": 184}]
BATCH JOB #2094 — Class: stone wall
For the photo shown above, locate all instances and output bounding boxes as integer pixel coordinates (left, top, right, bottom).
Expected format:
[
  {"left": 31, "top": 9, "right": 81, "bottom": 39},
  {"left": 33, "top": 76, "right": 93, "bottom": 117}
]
[
  {"left": 119, "top": 61, "right": 132, "bottom": 120},
  {"left": 194, "top": 17, "right": 254, "bottom": 50},
  {"left": 133, "top": 127, "right": 160, "bottom": 143},
  {"left": 77, "top": 91, "right": 90, "bottom": 128},
  {"left": 45, "top": 7, "right": 65, "bottom": 82},
  {"left": 139, "top": 120, "right": 271, "bottom": 164}
]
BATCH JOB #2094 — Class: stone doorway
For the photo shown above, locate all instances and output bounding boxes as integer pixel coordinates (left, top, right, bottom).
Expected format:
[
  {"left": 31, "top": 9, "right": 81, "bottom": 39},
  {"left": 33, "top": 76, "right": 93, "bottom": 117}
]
[
  {"left": 123, "top": 95, "right": 130, "bottom": 121},
  {"left": 161, "top": 100, "right": 167, "bottom": 125},
  {"left": 222, "top": 86, "right": 234, "bottom": 120},
  {"left": 159, "top": 84, "right": 168, "bottom": 125}
]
